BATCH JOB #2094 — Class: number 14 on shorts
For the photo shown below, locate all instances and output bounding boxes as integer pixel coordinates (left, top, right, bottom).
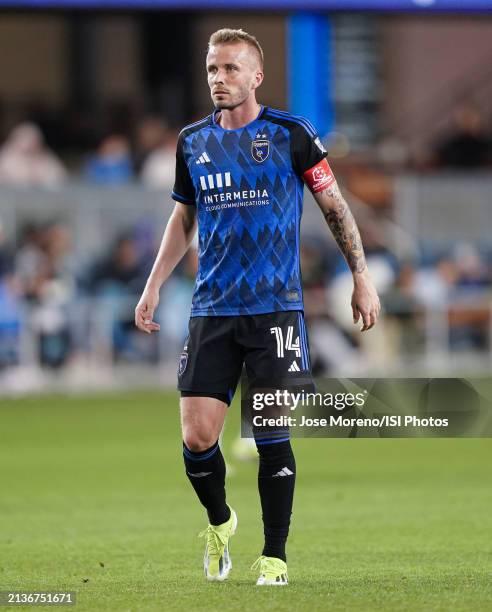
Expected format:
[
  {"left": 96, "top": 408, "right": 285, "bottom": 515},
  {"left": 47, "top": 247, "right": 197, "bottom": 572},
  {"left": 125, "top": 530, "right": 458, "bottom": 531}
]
[{"left": 270, "top": 326, "right": 301, "bottom": 359}]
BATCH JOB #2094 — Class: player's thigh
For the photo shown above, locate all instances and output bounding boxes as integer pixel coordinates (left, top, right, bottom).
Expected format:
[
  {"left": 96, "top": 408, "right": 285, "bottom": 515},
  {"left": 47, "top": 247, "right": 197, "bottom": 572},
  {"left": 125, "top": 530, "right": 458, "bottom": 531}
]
[
  {"left": 177, "top": 316, "right": 244, "bottom": 403},
  {"left": 180, "top": 396, "right": 228, "bottom": 451}
]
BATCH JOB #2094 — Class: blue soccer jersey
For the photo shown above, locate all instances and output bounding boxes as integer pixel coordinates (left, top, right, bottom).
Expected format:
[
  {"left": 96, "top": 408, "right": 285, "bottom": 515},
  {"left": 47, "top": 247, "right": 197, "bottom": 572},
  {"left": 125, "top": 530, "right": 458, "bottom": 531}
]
[{"left": 172, "top": 105, "right": 327, "bottom": 317}]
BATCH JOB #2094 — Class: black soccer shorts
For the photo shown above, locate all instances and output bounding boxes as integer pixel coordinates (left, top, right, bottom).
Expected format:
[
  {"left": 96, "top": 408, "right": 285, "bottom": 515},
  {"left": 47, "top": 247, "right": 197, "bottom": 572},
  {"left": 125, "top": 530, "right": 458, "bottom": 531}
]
[{"left": 177, "top": 310, "right": 314, "bottom": 406}]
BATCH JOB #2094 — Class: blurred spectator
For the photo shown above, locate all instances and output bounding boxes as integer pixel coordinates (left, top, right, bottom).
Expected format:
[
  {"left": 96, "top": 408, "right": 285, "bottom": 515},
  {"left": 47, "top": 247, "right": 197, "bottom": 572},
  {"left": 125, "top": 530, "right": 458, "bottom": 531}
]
[
  {"left": 16, "top": 223, "right": 73, "bottom": 301},
  {"left": 299, "top": 240, "right": 357, "bottom": 375},
  {"left": 0, "top": 122, "right": 67, "bottom": 188},
  {"left": 84, "top": 234, "right": 146, "bottom": 296},
  {"left": 0, "top": 217, "right": 14, "bottom": 279},
  {"left": 385, "top": 261, "right": 417, "bottom": 312},
  {"left": 434, "top": 104, "right": 490, "bottom": 168},
  {"left": 0, "top": 217, "right": 20, "bottom": 368},
  {"left": 15, "top": 222, "right": 74, "bottom": 368},
  {"left": 15, "top": 224, "right": 47, "bottom": 301},
  {"left": 85, "top": 135, "right": 133, "bottom": 185},
  {"left": 410, "top": 249, "right": 490, "bottom": 350},
  {"left": 452, "top": 243, "right": 491, "bottom": 290},
  {"left": 134, "top": 115, "right": 169, "bottom": 174},
  {"left": 83, "top": 234, "right": 148, "bottom": 361},
  {"left": 383, "top": 262, "right": 423, "bottom": 356},
  {"left": 141, "top": 128, "right": 178, "bottom": 189},
  {"left": 413, "top": 257, "right": 458, "bottom": 309}
]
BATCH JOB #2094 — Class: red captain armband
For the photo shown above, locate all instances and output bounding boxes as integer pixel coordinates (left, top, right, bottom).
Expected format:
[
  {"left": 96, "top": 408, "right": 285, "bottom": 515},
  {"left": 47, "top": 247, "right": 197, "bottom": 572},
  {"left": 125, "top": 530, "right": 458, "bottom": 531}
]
[{"left": 302, "top": 158, "right": 336, "bottom": 193}]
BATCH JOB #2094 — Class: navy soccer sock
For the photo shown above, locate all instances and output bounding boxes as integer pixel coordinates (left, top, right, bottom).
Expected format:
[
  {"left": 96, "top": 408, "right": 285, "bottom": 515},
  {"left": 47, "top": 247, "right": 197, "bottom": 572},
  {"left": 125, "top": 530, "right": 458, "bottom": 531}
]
[
  {"left": 256, "top": 439, "right": 296, "bottom": 562},
  {"left": 183, "top": 440, "right": 230, "bottom": 526}
]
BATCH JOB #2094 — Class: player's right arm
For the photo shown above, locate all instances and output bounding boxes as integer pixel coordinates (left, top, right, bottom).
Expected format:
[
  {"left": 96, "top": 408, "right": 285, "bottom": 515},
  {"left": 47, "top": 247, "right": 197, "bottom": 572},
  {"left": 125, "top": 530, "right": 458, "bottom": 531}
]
[
  {"left": 136, "top": 129, "right": 197, "bottom": 334},
  {"left": 135, "top": 203, "right": 197, "bottom": 334}
]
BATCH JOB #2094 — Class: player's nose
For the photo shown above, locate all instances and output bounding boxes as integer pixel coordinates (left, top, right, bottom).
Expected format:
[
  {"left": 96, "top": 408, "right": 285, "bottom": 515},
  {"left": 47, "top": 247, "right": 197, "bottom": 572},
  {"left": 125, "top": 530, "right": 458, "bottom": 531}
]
[{"left": 212, "top": 69, "right": 225, "bottom": 83}]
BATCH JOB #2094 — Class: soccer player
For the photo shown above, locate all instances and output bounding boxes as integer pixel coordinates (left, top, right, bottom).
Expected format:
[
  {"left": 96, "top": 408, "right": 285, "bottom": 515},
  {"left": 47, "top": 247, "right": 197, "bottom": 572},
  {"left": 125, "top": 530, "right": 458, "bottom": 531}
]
[{"left": 135, "top": 28, "right": 380, "bottom": 586}]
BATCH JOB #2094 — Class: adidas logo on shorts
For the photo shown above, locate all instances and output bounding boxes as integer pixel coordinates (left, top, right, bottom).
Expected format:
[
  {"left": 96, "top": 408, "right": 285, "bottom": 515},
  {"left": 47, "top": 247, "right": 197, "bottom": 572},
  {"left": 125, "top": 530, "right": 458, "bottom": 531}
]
[{"left": 288, "top": 361, "right": 300, "bottom": 372}]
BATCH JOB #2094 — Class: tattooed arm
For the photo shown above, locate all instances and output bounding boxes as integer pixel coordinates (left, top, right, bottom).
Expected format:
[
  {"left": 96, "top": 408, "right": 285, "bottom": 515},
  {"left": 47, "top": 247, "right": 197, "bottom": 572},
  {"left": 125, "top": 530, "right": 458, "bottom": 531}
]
[
  {"left": 306, "top": 162, "right": 381, "bottom": 331},
  {"left": 318, "top": 181, "right": 367, "bottom": 274}
]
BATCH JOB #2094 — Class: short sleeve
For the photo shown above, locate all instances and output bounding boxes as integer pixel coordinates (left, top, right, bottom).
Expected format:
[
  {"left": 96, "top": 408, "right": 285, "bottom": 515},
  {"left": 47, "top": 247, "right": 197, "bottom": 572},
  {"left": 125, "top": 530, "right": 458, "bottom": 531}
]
[
  {"left": 172, "top": 134, "right": 195, "bottom": 205},
  {"left": 291, "top": 122, "right": 328, "bottom": 178}
]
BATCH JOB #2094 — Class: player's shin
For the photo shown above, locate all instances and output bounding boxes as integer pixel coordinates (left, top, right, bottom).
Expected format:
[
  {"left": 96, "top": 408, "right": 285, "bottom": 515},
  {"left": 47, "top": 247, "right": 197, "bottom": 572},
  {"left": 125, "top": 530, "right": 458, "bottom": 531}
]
[
  {"left": 256, "top": 439, "right": 296, "bottom": 562},
  {"left": 183, "top": 440, "right": 230, "bottom": 525}
]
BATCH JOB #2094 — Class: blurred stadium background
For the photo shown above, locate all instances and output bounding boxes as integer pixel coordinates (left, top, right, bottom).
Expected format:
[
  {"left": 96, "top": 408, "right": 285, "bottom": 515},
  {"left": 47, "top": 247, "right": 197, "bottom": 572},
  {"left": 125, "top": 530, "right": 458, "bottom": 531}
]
[
  {"left": 1, "top": 4, "right": 492, "bottom": 610},
  {"left": 0, "top": 3, "right": 491, "bottom": 391}
]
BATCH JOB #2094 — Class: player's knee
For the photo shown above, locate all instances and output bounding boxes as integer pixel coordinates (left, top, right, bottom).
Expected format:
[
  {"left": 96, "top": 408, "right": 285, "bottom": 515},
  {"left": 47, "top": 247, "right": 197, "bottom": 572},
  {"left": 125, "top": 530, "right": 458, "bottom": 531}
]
[{"left": 182, "top": 432, "right": 216, "bottom": 452}]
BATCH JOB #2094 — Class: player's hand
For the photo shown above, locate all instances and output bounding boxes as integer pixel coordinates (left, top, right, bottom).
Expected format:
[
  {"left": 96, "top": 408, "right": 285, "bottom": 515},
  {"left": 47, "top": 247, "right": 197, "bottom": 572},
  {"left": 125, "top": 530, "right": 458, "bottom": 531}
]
[
  {"left": 351, "top": 269, "right": 381, "bottom": 332},
  {"left": 135, "top": 287, "right": 161, "bottom": 334}
]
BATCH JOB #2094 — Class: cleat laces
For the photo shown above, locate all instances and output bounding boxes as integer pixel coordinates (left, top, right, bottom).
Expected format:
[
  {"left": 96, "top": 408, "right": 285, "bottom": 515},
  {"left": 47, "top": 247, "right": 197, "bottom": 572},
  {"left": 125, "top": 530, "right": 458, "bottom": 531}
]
[
  {"left": 198, "top": 524, "right": 228, "bottom": 558},
  {"left": 251, "top": 555, "right": 285, "bottom": 577}
]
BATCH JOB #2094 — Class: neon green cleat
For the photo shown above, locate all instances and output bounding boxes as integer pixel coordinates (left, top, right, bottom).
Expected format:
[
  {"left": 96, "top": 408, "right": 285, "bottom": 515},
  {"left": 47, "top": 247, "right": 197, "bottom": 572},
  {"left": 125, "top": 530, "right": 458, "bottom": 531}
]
[
  {"left": 251, "top": 555, "right": 288, "bottom": 586},
  {"left": 198, "top": 507, "right": 237, "bottom": 582}
]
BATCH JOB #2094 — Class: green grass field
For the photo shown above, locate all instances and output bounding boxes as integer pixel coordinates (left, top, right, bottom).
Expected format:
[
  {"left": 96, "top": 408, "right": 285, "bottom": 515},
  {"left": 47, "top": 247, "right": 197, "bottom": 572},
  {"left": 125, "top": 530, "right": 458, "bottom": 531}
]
[{"left": 1, "top": 390, "right": 491, "bottom": 611}]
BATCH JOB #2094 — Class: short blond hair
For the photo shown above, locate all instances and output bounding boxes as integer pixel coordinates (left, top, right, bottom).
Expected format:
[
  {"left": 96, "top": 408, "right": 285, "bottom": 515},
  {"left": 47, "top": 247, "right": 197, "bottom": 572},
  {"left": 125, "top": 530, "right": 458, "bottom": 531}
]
[{"left": 208, "top": 28, "right": 264, "bottom": 68}]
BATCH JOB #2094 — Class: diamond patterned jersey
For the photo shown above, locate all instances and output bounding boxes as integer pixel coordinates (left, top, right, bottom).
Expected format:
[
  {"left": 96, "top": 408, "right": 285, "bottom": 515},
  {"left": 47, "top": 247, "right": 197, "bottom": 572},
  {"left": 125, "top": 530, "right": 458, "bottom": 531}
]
[{"left": 172, "top": 105, "right": 327, "bottom": 317}]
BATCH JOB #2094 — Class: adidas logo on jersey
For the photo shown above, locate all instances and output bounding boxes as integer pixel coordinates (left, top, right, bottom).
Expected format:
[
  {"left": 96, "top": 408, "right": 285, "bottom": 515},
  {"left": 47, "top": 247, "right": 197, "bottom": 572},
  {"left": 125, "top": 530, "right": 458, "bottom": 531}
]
[
  {"left": 195, "top": 151, "right": 211, "bottom": 164},
  {"left": 273, "top": 467, "right": 294, "bottom": 477},
  {"left": 288, "top": 361, "right": 300, "bottom": 372}
]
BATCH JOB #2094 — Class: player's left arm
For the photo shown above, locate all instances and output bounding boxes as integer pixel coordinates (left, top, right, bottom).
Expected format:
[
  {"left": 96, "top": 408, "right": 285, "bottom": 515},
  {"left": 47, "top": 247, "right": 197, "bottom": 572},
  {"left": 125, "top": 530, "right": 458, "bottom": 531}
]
[{"left": 304, "top": 159, "right": 381, "bottom": 331}]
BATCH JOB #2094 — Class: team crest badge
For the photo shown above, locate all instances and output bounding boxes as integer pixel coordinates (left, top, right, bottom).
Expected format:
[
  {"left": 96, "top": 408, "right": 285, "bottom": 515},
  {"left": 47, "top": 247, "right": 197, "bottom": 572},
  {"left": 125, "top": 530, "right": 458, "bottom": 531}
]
[
  {"left": 251, "top": 138, "right": 270, "bottom": 163},
  {"left": 178, "top": 351, "right": 188, "bottom": 376}
]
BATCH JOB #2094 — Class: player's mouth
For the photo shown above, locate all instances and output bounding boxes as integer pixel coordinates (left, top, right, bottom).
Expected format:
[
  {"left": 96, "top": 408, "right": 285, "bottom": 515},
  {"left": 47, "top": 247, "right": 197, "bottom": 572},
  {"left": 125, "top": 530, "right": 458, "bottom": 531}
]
[{"left": 213, "top": 90, "right": 229, "bottom": 95}]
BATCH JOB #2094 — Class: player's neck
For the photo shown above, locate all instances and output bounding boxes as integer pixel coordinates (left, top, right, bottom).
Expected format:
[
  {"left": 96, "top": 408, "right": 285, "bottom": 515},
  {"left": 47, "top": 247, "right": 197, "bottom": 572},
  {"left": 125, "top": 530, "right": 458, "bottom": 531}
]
[{"left": 216, "top": 99, "right": 261, "bottom": 130}]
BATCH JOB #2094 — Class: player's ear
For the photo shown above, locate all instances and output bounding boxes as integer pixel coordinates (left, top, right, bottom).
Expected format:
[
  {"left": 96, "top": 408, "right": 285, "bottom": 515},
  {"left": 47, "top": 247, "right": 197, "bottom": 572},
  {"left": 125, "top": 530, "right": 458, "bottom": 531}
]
[{"left": 253, "top": 69, "right": 264, "bottom": 90}]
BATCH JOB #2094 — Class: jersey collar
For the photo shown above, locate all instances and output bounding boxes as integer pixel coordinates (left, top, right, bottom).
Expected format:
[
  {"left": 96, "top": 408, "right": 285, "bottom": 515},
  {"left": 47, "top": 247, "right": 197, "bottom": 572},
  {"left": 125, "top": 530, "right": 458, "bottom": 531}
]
[{"left": 212, "top": 105, "right": 266, "bottom": 131}]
